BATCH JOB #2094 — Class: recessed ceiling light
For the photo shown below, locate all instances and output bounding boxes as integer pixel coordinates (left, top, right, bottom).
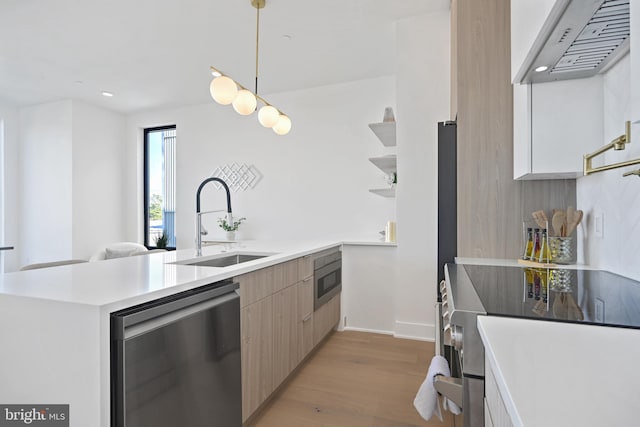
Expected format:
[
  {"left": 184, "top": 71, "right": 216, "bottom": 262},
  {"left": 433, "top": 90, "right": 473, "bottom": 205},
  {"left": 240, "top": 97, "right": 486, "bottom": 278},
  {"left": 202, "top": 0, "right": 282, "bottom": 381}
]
[
  {"left": 535, "top": 66, "right": 548, "bottom": 72},
  {"left": 102, "top": 91, "right": 114, "bottom": 97}
]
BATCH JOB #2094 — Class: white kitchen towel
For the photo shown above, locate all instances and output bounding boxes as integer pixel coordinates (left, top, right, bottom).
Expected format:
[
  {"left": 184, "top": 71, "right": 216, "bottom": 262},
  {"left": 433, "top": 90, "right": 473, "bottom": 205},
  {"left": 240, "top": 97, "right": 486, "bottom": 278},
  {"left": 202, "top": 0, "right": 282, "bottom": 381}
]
[
  {"left": 443, "top": 391, "right": 462, "bottom": 415},
  {"left": 413, "top": 355, "right": 461, "bottom": 421},
  {"left": 414, "top": 355, "right": 446, "bottom": 421}
]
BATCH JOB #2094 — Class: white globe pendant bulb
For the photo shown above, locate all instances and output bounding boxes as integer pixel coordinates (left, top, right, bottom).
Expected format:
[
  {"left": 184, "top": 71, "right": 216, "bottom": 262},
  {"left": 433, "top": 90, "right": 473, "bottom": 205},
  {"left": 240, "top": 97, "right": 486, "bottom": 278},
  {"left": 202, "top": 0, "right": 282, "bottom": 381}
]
[
  {"left": 232, "top": 90, "right": 257, "bottom": 115},
  {"left": 273, "top": 114, "right": 292, "bottom": 135},
  {"left": 210, "top": 76, "right": 238, "bottom": 105},
  {"left": 258, "top": 105, "right": 280, "bottom": 128}
]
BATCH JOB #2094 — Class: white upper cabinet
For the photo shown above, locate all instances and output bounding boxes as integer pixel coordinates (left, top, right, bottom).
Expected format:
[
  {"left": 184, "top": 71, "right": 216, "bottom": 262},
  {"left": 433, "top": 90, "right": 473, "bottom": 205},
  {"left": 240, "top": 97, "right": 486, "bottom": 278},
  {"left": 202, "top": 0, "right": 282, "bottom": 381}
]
[
  {"left": 513, "top": 77, "right": 603, "bottom": 179},
  {"left": 632, "top": 1, "right": 639, "bottom": 119},
  {"left": 510, "top": 0, "right": 556, "bottom": 83},
  {"left": 511, "top": 0, "right": 617, "bottom": 180}
]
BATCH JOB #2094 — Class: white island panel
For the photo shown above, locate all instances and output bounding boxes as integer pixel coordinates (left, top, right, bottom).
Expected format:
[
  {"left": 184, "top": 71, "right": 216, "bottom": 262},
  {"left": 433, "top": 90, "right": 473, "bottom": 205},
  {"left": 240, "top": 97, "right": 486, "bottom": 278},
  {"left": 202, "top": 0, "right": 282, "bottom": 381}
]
[
  {"left": 0, "top": 294, "right": 102, "bottom": 426},
  {"left": 478, "top": 316, "right": 640, "bottom": 427}
]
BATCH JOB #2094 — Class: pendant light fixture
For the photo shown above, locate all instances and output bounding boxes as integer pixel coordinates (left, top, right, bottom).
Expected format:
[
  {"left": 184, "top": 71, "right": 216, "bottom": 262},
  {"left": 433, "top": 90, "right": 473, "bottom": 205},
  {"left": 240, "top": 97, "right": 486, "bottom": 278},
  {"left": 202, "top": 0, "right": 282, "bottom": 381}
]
[{"left": 209, "top": 0, "right": 291, "bottom": 135}]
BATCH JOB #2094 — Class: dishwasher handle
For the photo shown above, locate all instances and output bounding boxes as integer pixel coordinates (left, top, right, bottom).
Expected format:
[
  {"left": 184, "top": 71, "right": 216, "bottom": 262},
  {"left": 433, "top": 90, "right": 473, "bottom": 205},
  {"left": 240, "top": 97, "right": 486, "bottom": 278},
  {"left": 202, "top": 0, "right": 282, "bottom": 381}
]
[
  {"left": 112, "top": 281, "right": 239, "bottom": 340},
  {"left": 124, "top": 290, "right": 239, "bottom": 340}
]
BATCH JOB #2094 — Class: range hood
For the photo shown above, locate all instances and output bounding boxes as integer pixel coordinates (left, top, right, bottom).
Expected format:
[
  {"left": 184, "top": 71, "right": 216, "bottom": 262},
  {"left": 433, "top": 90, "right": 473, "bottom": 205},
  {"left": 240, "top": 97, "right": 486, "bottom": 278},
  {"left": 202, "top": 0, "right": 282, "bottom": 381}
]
[{"left": 515, "top": 0, "right": 630, "bottom": 84}]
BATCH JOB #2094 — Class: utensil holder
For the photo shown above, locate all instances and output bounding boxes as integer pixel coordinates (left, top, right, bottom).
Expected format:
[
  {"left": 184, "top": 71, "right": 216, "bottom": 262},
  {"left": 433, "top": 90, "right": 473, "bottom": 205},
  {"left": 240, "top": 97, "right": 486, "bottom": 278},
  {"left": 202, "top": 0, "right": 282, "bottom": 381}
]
[
  {"left": 549, "top": 269, "right": 573, "bottom": 292},
  {"left": 548, "top": 237, "right": 574, "bottom": 264}
]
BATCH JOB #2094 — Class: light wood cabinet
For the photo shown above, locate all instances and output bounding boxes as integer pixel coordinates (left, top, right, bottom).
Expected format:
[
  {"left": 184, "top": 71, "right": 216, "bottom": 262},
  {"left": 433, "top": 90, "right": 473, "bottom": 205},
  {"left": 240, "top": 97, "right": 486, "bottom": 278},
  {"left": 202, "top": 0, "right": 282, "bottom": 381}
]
[
  {"left": 298, "top": 255, "right": 313, "bottom": 280},
  {"left": 297, "top": 277, "right": 314, "bottom": 360},
  {"left": 272, "top": 284, "right": 299, "bottom": 386},
  {"left": 238, "top": 267, "right": 274, "bottom": 308},
  {"left": 313, "top": 294, "right": 341, "bottom": 346},
  {"left": 239, "top": 254, "right": 338, "bottom": 422},
  {"left": 272, "top": 259, "right": 298, "bottom": 293},
  {"left": 241, "top": 295, "right": 274, "bottom": 422}
]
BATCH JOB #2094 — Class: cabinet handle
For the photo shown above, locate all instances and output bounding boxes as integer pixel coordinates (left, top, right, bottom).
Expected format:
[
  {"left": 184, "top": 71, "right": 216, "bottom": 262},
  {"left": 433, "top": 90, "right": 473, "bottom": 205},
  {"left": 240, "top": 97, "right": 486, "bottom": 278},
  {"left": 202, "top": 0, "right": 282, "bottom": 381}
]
[{"left": 302, "top": 313, "right": 312, "bottom": 322}]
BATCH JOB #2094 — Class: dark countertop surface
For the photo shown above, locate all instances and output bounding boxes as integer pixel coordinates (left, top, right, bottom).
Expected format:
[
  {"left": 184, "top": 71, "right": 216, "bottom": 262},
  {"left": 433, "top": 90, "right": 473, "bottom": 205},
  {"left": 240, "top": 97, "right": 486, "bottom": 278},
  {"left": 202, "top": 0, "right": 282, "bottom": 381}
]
[{"left": 462, "top": 264, "right": 640, "bottom": 329}]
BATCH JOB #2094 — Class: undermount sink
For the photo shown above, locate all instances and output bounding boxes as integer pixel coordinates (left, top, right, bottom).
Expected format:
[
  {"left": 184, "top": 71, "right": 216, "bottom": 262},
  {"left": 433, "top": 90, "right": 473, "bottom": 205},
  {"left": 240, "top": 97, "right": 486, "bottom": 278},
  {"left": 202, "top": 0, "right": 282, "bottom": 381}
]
[{"left": 174, "top": 253, "right": 274, "bottom": 268}]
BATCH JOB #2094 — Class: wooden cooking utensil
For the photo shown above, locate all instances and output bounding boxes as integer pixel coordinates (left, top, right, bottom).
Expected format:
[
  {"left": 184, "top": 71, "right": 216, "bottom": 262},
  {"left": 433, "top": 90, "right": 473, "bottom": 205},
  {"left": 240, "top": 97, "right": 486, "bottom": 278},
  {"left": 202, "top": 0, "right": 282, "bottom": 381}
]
[
  {"left": 566, "top": 294, "right": 584, "bottom": 321},
  {"left": 552, "top": 292, "right": 568, "bottom": 319},
  {"left": 565, "top": 209, "right": 583, "bottom": 236},
  {"left": 551, "top": 211, "right": 566, "bottom": 237},
  {"left": 539, "top": 210, "right": 549, "bottom": 225},
  {"left": 532, "top": 210, "right": 548, "bottom": 229},
  {"left": 566, "top": 207, "right": 575, "bottom": 237}
]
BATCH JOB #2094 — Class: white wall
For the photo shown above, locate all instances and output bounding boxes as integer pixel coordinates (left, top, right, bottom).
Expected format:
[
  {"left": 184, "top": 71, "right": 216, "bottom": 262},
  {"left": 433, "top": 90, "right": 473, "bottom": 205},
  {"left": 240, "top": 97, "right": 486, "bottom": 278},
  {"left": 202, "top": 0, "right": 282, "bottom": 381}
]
[
  {"left": 71, "top": 101, "right": 126, "bottom": 259},
  {"left": 342, "top": 244, "right": 397, "bottom": 334},
  {"left": 0, "top": 98, "right": 20, "bottom": 272},
  {"left": 395, "top": 11, "right": 450, "bottom": 339},
  {"left": 13, "top": 100, "right": 126, "bottom": 269},
  {"left": 577, "top": 54, "right": 640, "bottom": 281},
  {"left": 125, "top": 76, "right": 397, "bottom": 246},
  {"left": 124, "top": 10, "right": 450, "bottom": 341},
  {"left": 19, "top": 100, "right": 74, "bottom": 266}
]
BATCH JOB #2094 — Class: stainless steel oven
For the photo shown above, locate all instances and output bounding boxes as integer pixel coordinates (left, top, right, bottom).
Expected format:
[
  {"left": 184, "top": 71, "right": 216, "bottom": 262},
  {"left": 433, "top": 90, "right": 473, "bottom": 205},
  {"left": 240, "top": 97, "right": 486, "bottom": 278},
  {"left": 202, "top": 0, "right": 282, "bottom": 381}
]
[
  {"left": 435, "top": 264, "right": 486, "bottom": 427},
  {"left": 313, "top": 248, "right": 342, "bottom": 311}
]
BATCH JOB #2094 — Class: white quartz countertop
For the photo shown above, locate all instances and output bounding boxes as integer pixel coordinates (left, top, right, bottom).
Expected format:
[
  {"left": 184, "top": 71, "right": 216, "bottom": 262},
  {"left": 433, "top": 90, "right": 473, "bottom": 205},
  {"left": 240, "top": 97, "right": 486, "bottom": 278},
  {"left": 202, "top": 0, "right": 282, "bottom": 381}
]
[
  {"left": 478, "top": 316, "right": 640, "bottom": 427},
  {"left": 0, "top": 240, "right": 346, "bottom": 310}
]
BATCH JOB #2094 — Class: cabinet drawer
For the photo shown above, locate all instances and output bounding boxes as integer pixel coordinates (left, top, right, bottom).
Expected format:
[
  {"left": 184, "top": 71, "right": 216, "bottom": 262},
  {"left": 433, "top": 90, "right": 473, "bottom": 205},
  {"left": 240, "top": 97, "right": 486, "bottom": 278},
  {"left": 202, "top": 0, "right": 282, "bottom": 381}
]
[
  {"left": 313, "top": 294, "right": 341, "bottom": 346},
  {"left": 238, "top": 267, "right": 274, "bottom": 308},
  {"left": 273, "top": 260, "right": 299, "bottom": 292},
  {"left": 298, "top": 255, "right": 313, "bottom": 280}
]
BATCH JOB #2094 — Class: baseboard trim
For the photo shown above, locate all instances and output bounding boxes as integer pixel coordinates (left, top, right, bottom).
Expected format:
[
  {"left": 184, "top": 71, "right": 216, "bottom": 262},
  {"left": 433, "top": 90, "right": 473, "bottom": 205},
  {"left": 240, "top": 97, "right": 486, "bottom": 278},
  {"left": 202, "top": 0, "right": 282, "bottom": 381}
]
[
  {"left": 394, "top": 321, "right": 435, "bottom": 342},
  {"left": 343, "top": 326, "right": 394, "bottom": 336},
  {"left": 343, "top": 323, "right": 436, "bottom": 342}
]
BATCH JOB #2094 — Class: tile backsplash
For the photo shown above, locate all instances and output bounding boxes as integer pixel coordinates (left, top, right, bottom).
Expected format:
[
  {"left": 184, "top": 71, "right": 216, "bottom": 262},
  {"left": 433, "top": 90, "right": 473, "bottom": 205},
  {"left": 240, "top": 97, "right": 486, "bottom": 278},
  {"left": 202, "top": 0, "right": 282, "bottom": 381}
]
[{"left": 577, "top": 54, "right": 640, "bottom": 281}]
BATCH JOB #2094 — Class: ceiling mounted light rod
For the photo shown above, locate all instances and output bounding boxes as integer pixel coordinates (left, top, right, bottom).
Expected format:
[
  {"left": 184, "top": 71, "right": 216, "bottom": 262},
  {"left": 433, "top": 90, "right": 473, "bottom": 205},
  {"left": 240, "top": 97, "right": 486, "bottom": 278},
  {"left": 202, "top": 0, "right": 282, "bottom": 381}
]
[{"left": 208, "top": 0, "right": 291, "bottom": 135}]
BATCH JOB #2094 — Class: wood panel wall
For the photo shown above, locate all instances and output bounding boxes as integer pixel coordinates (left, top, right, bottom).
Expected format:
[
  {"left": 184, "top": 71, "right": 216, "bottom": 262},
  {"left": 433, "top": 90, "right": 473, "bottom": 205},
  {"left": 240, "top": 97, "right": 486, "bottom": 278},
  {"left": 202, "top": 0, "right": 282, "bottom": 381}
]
[{"left": 454, "top": 0, "right": 576, "bottom": 258}]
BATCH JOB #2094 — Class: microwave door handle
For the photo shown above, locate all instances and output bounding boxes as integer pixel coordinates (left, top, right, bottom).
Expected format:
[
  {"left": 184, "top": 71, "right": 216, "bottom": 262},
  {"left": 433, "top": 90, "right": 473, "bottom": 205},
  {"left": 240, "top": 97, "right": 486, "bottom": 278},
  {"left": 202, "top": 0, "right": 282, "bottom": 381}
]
[{"left": 434, "top": 375, "right": 463, "bottom": 408}]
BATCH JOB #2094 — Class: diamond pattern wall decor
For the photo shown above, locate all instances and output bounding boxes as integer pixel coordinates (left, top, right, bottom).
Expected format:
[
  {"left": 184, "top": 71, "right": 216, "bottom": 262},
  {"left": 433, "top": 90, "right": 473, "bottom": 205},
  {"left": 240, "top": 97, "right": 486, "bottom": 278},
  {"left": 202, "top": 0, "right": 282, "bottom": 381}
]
[{"left": 210, "top": 163, "right": 263, "bottom": 191}]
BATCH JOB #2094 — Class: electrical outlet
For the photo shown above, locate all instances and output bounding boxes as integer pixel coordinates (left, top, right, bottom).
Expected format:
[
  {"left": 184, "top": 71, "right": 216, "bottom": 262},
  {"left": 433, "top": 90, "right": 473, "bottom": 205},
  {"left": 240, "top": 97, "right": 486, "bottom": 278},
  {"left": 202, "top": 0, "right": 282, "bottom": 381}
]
[
  {"left": 594, "top": 212, "right": 604, "bottom": 238},
  {"left": 595, "top": 298, "right": 605, "bottom": 322}
]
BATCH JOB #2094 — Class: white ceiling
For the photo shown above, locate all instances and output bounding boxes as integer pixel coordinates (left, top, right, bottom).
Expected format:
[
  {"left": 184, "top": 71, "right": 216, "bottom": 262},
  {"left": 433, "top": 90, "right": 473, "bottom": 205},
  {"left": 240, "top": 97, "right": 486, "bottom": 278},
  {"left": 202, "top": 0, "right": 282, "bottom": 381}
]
[{"left": 0, "top": 0, "right": 450, "bottom": 114}]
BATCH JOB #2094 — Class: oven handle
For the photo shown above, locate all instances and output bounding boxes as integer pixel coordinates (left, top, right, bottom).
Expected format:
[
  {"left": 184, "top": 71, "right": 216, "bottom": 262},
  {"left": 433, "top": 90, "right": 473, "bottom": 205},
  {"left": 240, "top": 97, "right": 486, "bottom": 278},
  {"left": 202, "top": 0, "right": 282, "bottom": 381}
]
[
  {"left": 434, "top": 375, "right": 463, "bottom": 408},
  {"left": 434, "top": 301, "right": 463, "bottom": 409},
  {"left": 435, "top": 302, "right": 443, "bottom": 357}
]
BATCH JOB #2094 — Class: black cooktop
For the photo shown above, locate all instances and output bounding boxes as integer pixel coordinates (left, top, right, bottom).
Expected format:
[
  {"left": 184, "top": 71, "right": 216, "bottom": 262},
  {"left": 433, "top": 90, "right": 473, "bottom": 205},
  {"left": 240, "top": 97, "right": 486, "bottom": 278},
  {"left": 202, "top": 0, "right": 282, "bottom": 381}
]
[{"left": 462, "top": 264, "right": 640, "bottom": 329}]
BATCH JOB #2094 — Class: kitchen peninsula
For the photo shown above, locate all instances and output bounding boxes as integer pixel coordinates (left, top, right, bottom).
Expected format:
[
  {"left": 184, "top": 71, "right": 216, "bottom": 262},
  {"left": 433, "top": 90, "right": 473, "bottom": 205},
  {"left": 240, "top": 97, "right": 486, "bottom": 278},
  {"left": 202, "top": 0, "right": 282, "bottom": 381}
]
[
  {"left": 0, "top": 239, "right": 355, "bottom": 426},
  {"left": 479, "top": 316, "right": 640, "bottom": 426}
]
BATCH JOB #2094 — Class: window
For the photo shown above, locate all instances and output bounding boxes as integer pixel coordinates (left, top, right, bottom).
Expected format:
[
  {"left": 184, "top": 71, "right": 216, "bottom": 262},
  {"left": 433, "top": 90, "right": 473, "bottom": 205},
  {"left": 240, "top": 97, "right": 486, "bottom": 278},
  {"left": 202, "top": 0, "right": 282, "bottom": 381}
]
[{"left": 144, "top": 126, "right": 176, "bottom": 249}]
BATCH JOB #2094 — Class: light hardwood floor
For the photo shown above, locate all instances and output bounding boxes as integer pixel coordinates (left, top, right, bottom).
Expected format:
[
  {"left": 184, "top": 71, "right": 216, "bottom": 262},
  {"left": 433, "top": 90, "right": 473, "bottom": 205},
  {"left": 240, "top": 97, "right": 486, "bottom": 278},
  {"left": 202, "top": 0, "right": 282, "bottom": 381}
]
[{"left": 248, "top": 331, "right": 459, "bottom": 427}]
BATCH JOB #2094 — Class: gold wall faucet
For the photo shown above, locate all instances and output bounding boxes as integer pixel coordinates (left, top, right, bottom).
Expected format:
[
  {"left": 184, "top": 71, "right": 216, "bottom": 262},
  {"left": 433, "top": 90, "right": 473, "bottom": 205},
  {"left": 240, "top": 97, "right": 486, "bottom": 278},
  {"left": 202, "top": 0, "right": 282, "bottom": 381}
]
[
  {"left": 583, "top": 121, "right": 640, "bottom": 175},
  {"left": 622, "top": 169, "right": 640, "bottom": 178}
]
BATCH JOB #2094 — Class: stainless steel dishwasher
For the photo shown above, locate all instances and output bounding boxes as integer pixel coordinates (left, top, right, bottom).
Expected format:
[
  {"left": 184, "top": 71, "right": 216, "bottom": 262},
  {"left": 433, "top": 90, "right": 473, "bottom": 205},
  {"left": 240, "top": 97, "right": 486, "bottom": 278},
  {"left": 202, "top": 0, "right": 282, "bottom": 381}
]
[{"left": 111, "top": 280, "right": 241, "bottom": 427}]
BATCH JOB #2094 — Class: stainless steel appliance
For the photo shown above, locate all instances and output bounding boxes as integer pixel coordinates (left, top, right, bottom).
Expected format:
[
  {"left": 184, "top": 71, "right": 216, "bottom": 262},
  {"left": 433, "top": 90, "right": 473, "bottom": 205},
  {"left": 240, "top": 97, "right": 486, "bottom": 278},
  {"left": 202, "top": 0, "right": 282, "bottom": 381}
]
[
  {"left": 313, "top": 248, "right": 342, "bottom": 311},
  {"left": 111, "top": 280, "right": 241, "bottom": 427},
  {"left": 436, "top": 262, "right": 640, "bottom": 427}
]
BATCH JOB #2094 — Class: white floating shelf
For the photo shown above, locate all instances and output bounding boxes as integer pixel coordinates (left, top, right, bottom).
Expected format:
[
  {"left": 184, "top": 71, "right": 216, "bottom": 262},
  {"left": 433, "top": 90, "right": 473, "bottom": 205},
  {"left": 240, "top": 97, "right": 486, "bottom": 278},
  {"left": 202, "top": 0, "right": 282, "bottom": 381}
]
[
  {"left": 368, "top": 122, "right": 396, "bottom": 147},
  {"left": 368, "top": 155, "right": 397, "bottom": 174},
  {"left": 369, "top": 188, "right": 396, "bottom": 198}
]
